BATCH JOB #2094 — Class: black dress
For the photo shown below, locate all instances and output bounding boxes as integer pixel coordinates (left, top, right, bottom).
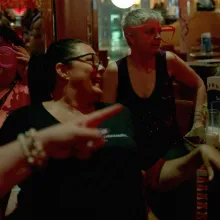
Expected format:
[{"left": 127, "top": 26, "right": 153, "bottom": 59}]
[
  {"left": 0, "top": 103, "right": 146, "bottom": 220},
  {"left": 116, "top": 50, "right": 187, "bottom": 170}
]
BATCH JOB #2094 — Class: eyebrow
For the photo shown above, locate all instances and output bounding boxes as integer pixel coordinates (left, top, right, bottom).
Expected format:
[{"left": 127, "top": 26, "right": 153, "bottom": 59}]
[{"left": 65, "top": 53, "right": 95, "bottom": 62}]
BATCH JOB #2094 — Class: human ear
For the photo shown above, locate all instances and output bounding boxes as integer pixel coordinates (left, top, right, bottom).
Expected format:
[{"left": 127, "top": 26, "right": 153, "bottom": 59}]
[{"left": 55, "top": 63, "right": 70, "bottom": 80}]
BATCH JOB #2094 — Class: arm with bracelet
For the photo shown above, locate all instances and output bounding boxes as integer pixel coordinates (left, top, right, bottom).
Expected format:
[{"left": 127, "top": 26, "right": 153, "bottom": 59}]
[{"left": 0, "top": 104, "right": 121, "bottom": 219}]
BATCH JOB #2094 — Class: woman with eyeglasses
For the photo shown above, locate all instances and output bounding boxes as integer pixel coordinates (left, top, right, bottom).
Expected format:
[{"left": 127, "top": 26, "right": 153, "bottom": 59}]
[
  {"left": 0, "top": 39, "right": 146, "bottom": 220},
  {"left": 101, "top": 8, "right": 207, "bottom": 220}
]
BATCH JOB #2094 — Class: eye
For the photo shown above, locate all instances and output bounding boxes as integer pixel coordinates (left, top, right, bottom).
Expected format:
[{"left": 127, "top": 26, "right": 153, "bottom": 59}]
[
  {"left": 84, "top": 56, "right": 93, "bottom": 63},
  {"left": 144, "top": 27, "right": 155, "bottom": 35},
  {"left": 85, "top": 58, "right": 93, "bottom": 64}
]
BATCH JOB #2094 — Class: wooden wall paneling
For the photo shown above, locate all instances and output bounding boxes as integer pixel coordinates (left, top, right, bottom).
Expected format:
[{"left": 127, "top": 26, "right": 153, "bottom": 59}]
[
  {"left": 41, "top": 0, "right": 54, "bottom": 49},
  {"left": 55, "top": 0, "right": 93, "bottom": 44}
]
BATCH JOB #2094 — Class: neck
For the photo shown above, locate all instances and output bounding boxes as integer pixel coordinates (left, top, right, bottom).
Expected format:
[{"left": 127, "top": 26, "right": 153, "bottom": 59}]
[
  {"left": 129, "top": 50, "right": 155, "bottom": 70},
  {"left": 53, "top": 84, "right": 95, "bottom": 115}
]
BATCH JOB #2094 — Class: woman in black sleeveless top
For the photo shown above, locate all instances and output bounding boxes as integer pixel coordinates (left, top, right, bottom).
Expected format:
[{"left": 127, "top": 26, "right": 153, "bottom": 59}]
[
  {"left": 101, "top": 8, "right": 206, "bottom": 220},
  {"left": 102, "top": 9, "right": 206, "bottom": 169},
  {"left": 116, "top": 50, "right": 184, "bottom": 169}
]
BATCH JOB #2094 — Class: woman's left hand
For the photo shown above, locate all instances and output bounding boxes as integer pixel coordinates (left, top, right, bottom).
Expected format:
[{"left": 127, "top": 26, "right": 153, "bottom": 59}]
[
  {"left": 185, "top": 123, "right": 205, "bottom": 140},
  {"left": 13, "top": 46, "right": 30, "bottom": 64},
  {"left": 199, "top": 144, "right": 220, "bottom": 181}
]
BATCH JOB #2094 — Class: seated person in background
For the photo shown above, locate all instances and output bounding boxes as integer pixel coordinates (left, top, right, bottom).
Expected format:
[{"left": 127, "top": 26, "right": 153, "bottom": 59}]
[
  {"left": 27, "top": 9, "right": 44, "bottom": 55},
  {"left": 0, "top": 25, "right": 30, "bottom": 127},
  {"left": 22, "top": 29, "right": 30, "bottom": 48},
  {"left": 101, "top": 8, "right": 207, "bottom": 219},
  {"left": 0, "top": 38, "right": 220, "bottom": 220},
  {"left": 21, "top": 9, "right": 43, "bottom": 54}
]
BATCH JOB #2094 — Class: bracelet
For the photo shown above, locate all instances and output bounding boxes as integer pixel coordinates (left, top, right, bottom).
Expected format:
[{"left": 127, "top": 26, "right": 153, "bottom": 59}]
[
  {"left": 194, "top": 115, "right": 204, "bottom": 121},
  {"left": 17, "top": 128, "right": 47, "bottom": 167}
]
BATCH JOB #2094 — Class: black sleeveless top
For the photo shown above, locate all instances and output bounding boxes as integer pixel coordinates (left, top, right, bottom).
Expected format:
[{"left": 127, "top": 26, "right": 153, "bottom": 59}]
[{"left": 116, "top": 50, "right": 184, "bottom": 169}]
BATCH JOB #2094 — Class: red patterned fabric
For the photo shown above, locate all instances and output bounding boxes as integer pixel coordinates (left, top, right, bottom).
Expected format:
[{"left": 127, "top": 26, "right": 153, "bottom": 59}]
[
  {"left": 0, "top": 46, "right": 17, "bottom": 73},
  {"left": 196, "top": 165, "right": 208, "bottom": 220},
  {"left": 0, "top": 80, "right": 30, "bottom": 127}
]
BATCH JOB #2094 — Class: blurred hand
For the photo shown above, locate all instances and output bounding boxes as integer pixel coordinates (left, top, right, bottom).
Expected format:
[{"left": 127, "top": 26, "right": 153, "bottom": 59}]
[
  {"left": 39, "top": 104, "right": 122, "bottom": 159},
  {"left": 13, "top": 46, "right": 30, "bottom": 64},
  {"left": 147, "top": 207, "right": 159, "bottom": 220},
  {"left": 185, "top": 123, "right": 205, "bottom": 140},
  {"left": 199, "top": 144, "right": 220, "bottom": 181}
]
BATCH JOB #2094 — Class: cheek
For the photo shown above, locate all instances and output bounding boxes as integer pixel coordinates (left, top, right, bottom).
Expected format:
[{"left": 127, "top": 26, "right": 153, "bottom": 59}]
[
  {"left": 70, "top": 67, "right": 93, "bottom": 83},
  {"left": 17, "top": 63, "right": 25, "bottom": 74},
  {"left": 0, "top": 69, "right": 15, "bottom": 83},
  {"left": 0, "top": 68, "right": 8, "bottom": 77},
  {"left": 135, "top": 35, "right": 150, "bottom": 47},
  {"left": 0, "top": 67, "right": 4, "bottom": 74}
]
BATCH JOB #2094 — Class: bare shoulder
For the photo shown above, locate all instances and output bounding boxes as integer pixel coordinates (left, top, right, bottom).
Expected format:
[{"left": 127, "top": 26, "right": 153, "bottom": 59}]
[
  {"left": 166, "top": 51, "right": 178, "bottom": 62},
  {"left": 103, "top": 61, "right": 118, "bottom": 83},
  {"left": 165, "top": 50, "right": 187, "bottom": 68},
  {"left": 101, "top": 61, "right": 119, "bottom": 102}
]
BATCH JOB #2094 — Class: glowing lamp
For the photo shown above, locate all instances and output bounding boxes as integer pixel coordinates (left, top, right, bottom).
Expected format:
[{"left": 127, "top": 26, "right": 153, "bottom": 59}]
[{"left": 111, "top": 0, "right": 135, "bottom": 9}]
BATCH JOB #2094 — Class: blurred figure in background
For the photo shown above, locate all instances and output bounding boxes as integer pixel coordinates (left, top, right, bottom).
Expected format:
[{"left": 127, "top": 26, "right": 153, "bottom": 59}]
[
  {"left": 0, "top": 22, "right": 30, "bottom": 127},
  {"left": 22, "top": 8, "right": 44, "bottom": 54}
]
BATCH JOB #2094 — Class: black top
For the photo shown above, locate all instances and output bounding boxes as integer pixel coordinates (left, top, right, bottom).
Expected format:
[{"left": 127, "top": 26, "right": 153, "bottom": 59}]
[
  {"left": 0, "top": 103, "right": 145, "bottom": 220},
  {"left": 116, "top": 51, "right": 184, "bottom": 169}
]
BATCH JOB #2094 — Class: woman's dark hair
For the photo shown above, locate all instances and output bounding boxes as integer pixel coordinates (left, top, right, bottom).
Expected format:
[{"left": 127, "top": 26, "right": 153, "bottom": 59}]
[
  {"left": 0, "top": 25, "right": 25, "bottom": 47},
  {"left": 0, "top": 13, "right": 11, "bottom": 28},
  {"left": 0, "top": 12, "right": 24, "bottom": 47},
  {"left": 28, "top": 38, "right": 84, "bottom": 104}
]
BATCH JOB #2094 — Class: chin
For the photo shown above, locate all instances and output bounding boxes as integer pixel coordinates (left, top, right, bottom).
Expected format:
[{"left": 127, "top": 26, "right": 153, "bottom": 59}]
[
  {"left": 88, "top": 93, "right": 100, "bottom": 104},
  {"left": 151, "top": 48, "right": 160, "bottom": 54},
  {"left": 94, "top": 94, "right": 101, "bottom": 103}
]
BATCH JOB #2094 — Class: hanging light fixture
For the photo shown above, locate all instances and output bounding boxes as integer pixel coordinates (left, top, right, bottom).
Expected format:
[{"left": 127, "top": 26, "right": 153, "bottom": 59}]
[
  {"left": 111, "top": 0, "right": 135, "bottom": 9},
  {"left": 134, "top": 0, "right": 141, "bottom": 5}
]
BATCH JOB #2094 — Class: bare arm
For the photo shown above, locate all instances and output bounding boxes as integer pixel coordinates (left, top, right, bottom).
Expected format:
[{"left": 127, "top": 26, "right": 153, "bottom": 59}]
[
  {"left": 166, "top": 51, "right": 207, "bottom": 128},
  {"left": 0, "top": 105, "right": 122, "bottom": 215},
  {"left": 0, "top": 104, "right": 122, "bottom": 198},
  {"left": 0, "top": 141, "right": 31, "bottom": 199},
  {"left": 158, "top": 144, "right": 220, "bottom": 190},
  {"left": 0, "top": 141, "right": 31, "bottom": 219},
  {"left": 101, "top": 62, "right": 118, "bottom": 102}
]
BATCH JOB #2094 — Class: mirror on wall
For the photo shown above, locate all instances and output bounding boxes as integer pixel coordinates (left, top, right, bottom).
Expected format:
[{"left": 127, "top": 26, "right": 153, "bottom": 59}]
[{"left": 97, "top": 0, "right": 141, "bottom": 61}]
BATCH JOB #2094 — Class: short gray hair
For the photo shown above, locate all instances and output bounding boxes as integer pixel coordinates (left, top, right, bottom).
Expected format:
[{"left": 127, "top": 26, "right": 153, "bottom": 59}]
[{"left": 121, "top": 8, "right": 164, "bottom": 30}]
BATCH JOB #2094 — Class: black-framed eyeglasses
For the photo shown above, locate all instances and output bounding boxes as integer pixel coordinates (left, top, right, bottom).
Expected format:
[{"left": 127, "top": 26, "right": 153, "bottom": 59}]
[{"left": 66, "top": 53, "right": 102, "bottom": 71}]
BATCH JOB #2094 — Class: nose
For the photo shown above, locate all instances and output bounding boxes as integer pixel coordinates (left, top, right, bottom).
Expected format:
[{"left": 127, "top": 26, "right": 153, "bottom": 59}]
[
  {"left": 155, "top": 32, "right": 161, "bottom": 39},
  {"left": 97, "top": 62, "right": 105, "bottom": 75}
]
